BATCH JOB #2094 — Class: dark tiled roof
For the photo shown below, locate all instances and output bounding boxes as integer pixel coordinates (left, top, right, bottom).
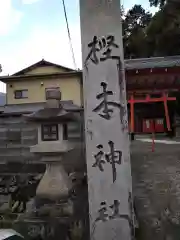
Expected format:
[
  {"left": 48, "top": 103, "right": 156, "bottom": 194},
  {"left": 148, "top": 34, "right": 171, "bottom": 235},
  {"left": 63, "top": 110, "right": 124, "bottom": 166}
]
[
  {"left": 24, "top": 108, "right": 79, "bottom": 121},
  {"left": 124, "top": 55, "right": 180, "bottom": 70},
  {"left": 2, "top": 102, "right": 43, "bottom": 114},
  {"left": 1, "top": 101, "right": 82, "bottom": 115}
]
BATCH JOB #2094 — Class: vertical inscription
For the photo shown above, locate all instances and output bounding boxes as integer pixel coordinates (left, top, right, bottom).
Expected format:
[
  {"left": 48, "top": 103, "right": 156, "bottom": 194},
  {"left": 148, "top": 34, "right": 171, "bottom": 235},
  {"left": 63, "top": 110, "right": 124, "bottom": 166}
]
[
  {"left": 85, "top": 35, "right": 120, "bottom": 67},
  {"left": 93, "top": 82, "right": 123, "bottom": 120},
  {"left": 85, "top": 32, "right": 132, "bottom": 235},
  {"left": 92, "top": 141, "right": 122, "bottom": 183},
  {"left": 86, "top": 34, "right": 127, "bottom": 129},
  {"left": 96, "top": 200, "right": 131, "bottom": 223},
  {"left": 80, "top": 1, "right": 133, "bottom": 237}
]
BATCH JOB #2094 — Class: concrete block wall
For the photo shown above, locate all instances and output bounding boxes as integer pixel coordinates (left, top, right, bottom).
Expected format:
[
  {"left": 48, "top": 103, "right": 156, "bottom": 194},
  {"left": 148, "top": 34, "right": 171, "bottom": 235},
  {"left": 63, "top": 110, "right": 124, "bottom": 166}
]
[
  {"left": 0, "top": 116, "right": 38, "bottom": 164},
  {"left": 0, "top": 115, "right": 83, "bottom": 166}
]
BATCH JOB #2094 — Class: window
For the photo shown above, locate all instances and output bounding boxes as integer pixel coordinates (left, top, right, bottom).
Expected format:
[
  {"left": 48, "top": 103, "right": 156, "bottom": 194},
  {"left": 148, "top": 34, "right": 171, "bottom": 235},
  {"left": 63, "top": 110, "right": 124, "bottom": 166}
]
[
  {"left": 41, "top": 124, "right": 58, "bottom": 141},
  {"left": 45, "top": 87, "right": 61, "bottom": 100},
  {"left": 14, "top": 90, "right": 28, "bottom": 99}
]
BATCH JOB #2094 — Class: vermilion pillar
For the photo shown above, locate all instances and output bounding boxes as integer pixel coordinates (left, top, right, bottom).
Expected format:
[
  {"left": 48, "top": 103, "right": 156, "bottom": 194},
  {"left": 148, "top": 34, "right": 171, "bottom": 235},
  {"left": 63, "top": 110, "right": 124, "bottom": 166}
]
[{"left": 163, "top": 92, "right": 171, "bottom": 131}]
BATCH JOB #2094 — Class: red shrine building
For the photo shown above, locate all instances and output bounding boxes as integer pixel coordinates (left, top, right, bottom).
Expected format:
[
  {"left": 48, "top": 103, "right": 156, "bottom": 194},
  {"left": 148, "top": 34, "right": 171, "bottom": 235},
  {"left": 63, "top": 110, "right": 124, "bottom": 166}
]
[{"left": 125, "top": 56, "right": 180, "bottom": 135}]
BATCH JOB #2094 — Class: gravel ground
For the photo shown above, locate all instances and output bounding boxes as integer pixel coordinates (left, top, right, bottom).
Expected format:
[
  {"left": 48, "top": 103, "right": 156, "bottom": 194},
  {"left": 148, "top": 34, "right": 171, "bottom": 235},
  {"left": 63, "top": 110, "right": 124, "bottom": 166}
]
[{"left": 131, "top": 140, "right": 180, "bottom": 240}]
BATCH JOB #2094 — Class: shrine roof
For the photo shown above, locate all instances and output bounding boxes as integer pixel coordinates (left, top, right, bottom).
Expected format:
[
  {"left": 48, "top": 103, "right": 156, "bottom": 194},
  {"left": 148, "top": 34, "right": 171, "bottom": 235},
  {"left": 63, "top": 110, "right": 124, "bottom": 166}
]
[{"left": 125, "top": 55, "right": 180, "bottom": 70}]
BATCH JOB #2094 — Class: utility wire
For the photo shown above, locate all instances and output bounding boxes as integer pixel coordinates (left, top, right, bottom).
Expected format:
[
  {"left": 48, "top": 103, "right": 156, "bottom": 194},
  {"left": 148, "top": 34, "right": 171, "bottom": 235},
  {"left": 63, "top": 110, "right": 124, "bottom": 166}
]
[{"left": 62, "top": 0, "right": 77, "bottom": 70}]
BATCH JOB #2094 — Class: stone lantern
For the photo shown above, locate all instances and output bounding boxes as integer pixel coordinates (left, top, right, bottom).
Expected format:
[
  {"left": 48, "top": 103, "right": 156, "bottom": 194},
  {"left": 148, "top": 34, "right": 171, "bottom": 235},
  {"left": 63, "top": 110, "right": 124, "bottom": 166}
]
[{"left": 24, "top": 89, "right": 79, "bottom": 216}]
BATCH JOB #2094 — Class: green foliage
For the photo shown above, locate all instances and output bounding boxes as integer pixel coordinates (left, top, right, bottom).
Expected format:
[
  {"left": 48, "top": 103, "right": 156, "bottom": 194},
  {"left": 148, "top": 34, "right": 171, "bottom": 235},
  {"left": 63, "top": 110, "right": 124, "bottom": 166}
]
[
  {"left": 122, "top": 5, "right": 152, "bottom": 58},
  {"left": 123, "top": 1, "right": 180, "bottom": 58},
  {"left": 149, "top": 0, "right": 166, "bottom": 8}
]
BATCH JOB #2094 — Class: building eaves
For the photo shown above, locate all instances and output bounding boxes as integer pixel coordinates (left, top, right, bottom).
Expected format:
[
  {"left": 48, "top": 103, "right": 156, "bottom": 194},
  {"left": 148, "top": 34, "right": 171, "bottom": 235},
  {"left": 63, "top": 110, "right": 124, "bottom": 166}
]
[
  {"left": 0, "top": 101, "right": 83, "bottom": 116},
  {"left": 0, "top": 71, "right": 82, "bottom": 83},
  {"left": 12, "top": 59, "right": 75, "bottom": 76},
  {"left": 124, "top": 55, "right": 180, "bottom": 70}
]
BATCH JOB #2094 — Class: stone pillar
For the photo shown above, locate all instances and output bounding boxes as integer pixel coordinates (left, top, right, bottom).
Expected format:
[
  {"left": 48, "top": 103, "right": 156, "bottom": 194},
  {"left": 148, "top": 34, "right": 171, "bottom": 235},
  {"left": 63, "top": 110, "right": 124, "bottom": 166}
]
[
  {"left": 80, "top": 1, "right": 134, "bottom": 239},
  {"left": 30, "top": 141, "right": 74, "bottom": 205},
  {"left": 36, "top": 157, "right": 72, "bottom": 201}
]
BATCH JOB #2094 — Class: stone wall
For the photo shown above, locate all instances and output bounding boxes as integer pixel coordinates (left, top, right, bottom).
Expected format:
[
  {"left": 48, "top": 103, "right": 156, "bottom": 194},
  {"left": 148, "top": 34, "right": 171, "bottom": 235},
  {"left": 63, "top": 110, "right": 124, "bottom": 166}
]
[
  {"left": 0, "top": 116, "right": 38, "bottom": 164},
  {"left": 0, "top": 114, "right": 88, "bottom": 239},
  {"left": 131, "top": 140, "right": 180, "bottom": 240},
  {"left": 0, "top": 114, "right": 85, "bottom": 202},
  {"left": 0, "top": 115, "right": 83, "bottom": 165}
]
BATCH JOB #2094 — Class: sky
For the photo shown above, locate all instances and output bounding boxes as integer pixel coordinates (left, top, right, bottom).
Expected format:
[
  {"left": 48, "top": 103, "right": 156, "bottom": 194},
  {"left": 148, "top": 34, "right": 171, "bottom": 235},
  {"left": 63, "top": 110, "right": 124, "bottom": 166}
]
[{"left": 0, "top": 0, "right": 157, "bottom": 92}]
